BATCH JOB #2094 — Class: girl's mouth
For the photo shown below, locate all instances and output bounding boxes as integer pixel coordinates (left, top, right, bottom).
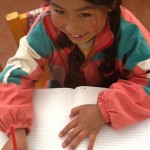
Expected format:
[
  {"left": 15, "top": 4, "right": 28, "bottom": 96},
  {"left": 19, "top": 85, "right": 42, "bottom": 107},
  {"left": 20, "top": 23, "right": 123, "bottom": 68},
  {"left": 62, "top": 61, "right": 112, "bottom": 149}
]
[
  {"left": 69, "top": 33, "right": 87, "bottom": 42},
  {"left": 71, "top": 33, "right": 86, "bottom": 38}
]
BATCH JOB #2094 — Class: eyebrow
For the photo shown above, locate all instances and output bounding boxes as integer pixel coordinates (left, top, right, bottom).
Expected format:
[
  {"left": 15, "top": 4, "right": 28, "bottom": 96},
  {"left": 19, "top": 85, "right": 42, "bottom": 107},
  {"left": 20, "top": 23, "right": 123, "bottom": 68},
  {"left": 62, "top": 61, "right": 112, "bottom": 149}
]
[{"left": 50, "top": 2, "right": 96, "bottom": 12}]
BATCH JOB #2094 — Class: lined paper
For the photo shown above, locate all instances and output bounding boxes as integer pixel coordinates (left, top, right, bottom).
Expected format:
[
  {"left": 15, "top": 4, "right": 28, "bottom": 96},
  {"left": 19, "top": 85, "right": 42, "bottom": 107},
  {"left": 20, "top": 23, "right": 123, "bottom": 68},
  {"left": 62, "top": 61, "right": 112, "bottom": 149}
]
[
  {"left": 27, "top": 88, "right": 73, "bottom": 150},
  {"left": 0, "top": 87, "right": 150, "bottom": 150}
]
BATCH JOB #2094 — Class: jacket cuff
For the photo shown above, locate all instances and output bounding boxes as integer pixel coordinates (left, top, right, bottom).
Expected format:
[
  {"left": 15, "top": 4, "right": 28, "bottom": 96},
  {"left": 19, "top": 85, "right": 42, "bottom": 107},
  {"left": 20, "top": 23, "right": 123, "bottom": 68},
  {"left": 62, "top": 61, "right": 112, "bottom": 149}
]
[
  {"left": 97, "top": 95, "right": 111, "bottom": 124},
  {"left": 6, "top": 123, "right": 31, "bottom": 135}
]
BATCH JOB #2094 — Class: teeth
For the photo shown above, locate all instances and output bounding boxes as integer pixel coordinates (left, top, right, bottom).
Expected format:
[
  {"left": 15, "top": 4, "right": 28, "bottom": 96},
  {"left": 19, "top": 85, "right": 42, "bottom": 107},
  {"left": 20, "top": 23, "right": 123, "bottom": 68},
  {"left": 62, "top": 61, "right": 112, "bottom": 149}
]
[
  {"left": 71, "top": 35, "right": 80, "bottom": 37},
  {"left": 73, "top": 35, "right": 79, "bottom": 37},
  {"left": 71, "top": 34, "right": 85, "bottom": 37}
]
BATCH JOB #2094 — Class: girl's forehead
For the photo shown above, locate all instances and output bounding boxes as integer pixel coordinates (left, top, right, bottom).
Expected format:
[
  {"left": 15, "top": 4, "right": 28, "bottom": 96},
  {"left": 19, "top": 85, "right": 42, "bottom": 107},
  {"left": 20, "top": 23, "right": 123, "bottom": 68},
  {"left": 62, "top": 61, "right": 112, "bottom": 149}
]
[{"left": 50, "top": 0, "right": 98, "bottom": 11}]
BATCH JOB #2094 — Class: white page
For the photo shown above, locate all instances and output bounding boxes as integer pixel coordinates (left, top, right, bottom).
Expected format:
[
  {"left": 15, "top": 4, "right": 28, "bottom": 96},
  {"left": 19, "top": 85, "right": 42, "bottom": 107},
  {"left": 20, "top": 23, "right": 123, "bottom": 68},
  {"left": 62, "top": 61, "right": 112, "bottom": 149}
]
[
  {"left": 0, "top": 132, "right": 7, "bottom": 149},
  {"left": 147, "top": 119, "right": 150, "bottom": 147},
  {"left": 27, "top": 88, "right": 74, "bottom": 150}
]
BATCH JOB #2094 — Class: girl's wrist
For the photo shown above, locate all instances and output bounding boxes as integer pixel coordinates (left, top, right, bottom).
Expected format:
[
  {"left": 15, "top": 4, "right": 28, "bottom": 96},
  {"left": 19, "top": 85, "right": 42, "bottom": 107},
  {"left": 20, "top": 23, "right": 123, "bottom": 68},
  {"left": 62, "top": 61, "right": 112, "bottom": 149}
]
[
  {"left": 8, "top": 128, "right": 28, "bottom": 150},
  {"left": 9, "top": 128, "right": 26, "bottom": 138}
]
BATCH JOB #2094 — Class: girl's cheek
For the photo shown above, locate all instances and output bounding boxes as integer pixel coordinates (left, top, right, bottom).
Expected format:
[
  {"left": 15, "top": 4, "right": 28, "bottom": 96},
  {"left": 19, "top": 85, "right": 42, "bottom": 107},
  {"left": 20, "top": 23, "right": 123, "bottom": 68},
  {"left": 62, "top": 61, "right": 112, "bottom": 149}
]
[
  {"left": 85, "top": 21, "right": 100, "bottom": 33},
  {"left": 88, "top": 19, "right": 106, "bottom": 33},
  {"left": 51, "top": 16, "right": 64, "bottom": 29},
  {"left": 52, "top": 19, "right": 60, "bottom": 29}
]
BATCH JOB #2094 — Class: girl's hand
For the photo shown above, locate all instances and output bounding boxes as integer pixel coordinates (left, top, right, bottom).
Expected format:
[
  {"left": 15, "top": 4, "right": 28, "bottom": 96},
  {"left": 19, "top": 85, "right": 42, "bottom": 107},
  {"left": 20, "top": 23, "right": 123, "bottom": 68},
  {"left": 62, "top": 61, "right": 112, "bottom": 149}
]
[
  {"left": 59, "top": 104, "right": 105, "bottom": 150},
  {"left": 2, "top": 129, "right": 28, "bottom": 150}
]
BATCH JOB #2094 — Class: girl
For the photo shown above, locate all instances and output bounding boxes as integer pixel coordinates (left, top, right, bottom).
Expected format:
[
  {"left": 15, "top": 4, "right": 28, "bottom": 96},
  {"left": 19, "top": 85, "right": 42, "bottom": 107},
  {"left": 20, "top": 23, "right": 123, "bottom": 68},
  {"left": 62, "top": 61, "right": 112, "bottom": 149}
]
[{"left": 1, "top": 0, "right": 150, "bottom": 149}]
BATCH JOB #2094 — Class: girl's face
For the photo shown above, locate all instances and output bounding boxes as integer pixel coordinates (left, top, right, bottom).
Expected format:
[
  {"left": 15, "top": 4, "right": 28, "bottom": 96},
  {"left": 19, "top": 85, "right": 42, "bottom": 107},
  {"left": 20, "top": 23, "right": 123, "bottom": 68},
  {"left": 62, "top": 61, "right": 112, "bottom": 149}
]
[{"left": 51, "top": 0, "right": 109, "bottom": 45}]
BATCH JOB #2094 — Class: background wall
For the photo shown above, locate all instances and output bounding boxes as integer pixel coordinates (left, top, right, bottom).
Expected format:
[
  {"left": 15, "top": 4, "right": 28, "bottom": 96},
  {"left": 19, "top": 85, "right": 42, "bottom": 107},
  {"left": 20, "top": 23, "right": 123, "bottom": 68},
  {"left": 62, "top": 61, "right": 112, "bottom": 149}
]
[
  {"left": 0, "top": 0, "right": 42, "bottom": 67},
  {"left": 0, "top": 0, "right": 150, "bottom": 68},
  {"left": 122, "top": 0, "right": 150, "bottom": 31}
]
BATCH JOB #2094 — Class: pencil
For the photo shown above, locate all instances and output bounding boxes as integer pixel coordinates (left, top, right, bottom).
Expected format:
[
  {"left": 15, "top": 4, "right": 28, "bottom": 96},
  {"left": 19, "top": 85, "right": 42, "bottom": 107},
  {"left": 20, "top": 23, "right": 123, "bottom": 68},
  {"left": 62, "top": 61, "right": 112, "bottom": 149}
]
[{"left": 10, "top": 126, "right": 17, "bottom": 150}]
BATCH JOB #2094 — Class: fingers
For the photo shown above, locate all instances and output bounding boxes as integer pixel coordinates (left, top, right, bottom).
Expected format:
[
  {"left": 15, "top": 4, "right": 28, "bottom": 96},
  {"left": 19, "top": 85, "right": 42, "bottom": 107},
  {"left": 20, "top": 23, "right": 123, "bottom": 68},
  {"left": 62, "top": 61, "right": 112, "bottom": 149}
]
[
  {"left": 68, "top": 130, "right": 89, "bottom": 150},
  {"left": 70, "top": 105, "right": 83, "bottom": 117},
  {"left": 62, "top": 127, "right": 81, "bottom": 148},
  {"left": 59, "top": 118, "right": 78, "bottom": 137},
  {"left": 88, "top": 133, "right": 97, "bottom": 150},
  {"left": 59, "top": 104, "right": 100, "bottom": 149},
  {"left": 64, "top": 131, "right": 97, "bottom": 150}
]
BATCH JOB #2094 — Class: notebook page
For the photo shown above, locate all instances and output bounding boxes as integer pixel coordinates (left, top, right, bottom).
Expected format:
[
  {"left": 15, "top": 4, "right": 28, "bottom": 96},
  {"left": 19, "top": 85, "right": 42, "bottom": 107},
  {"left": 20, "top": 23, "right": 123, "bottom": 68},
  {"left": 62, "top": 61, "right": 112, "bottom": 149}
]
[
  {"left": 27, "top": 88, "right": 75, "bottom": 150},
  {"left": 147, "top": 119, "right": 150, "bottom": 149},
  {"left": 66, "top": 86, "right": 150, "bottom": 150},
  {"left": 0, "top": 133, "right": 7, "bottom": 149},
  {"left": 0, "top": 88, "right": 74, "bottom": 150}
]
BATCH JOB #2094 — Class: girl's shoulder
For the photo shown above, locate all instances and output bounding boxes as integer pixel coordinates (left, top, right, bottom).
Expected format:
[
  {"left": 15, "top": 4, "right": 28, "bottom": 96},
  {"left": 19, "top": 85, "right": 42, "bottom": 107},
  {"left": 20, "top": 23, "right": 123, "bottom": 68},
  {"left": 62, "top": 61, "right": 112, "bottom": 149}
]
[
  {"left": 26, "top": 7, "right": 59, "bottom": 57},
  {"left": 120, "top": 6, "right": 138, "bottom": 24},
  {"left": 27, "top": 6, "right": 60, "bottom": 42},
  {"left": 120, "top": 6, "right": 149, "bottom": 32},
  {"left": 119, "top": 6, "right": 150, "bottom": 44}
]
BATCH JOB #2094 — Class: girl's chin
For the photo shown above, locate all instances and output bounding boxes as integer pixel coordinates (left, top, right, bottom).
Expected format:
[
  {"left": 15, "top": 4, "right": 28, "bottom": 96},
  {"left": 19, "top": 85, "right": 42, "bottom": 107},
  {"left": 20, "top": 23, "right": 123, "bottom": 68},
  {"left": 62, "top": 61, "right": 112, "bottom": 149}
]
[
  {"left": 70, "top": 38, "right": 93, "bottom": 46},
  {"left": 71, "top": 41, "right": 87, "bottom": 45}
]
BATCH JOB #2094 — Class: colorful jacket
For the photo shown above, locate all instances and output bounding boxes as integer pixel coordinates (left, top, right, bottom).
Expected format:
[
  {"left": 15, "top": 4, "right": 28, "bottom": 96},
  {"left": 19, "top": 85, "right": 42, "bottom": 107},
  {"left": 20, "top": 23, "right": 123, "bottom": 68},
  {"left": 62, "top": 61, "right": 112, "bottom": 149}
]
[{"left": 0, "top": 6, "right": 150, "bottom": 134}]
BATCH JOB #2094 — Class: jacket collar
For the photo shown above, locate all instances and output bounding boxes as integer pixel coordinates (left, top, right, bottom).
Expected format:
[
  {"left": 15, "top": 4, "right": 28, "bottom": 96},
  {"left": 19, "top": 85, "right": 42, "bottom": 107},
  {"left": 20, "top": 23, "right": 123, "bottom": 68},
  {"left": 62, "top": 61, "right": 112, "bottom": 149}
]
[
  {"left": 86, "top": 19, "right": 114, "bottom": 62},
  {"left": 93, "top": 19, "right": 114, "bottom": 54}
]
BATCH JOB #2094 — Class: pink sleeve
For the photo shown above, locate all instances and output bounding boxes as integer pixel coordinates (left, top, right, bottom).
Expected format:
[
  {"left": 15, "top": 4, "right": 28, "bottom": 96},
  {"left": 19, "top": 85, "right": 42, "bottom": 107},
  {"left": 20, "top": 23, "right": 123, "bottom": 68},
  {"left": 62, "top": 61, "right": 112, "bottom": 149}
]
[
  {"left": 97, "top": 79, "right": 150, "bottom": 129},
  {"left": 0, "top": 84, "right": 33, "bottom": 135}
]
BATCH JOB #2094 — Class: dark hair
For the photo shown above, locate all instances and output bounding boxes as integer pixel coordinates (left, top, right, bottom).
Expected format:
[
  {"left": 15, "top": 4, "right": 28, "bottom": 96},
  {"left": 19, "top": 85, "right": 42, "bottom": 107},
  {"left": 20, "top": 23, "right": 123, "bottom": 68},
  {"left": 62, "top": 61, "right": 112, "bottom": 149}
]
[
  {"left": 45, "top": 0, "right": 122, "bottom": 88},
  {"left": 92, "top": 0, "right": 122, "bottom": 87}
]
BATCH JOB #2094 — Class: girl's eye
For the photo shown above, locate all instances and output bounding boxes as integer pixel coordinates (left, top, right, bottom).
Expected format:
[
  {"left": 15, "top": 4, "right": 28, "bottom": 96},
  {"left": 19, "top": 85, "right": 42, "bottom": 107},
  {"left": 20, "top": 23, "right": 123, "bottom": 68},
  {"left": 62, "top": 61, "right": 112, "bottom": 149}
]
[
  {"left": 79, "top": 13, "right": 92, "bottom": 18},
  {"left": 54, "top": 9, "right": 65, "bottom": 15}
]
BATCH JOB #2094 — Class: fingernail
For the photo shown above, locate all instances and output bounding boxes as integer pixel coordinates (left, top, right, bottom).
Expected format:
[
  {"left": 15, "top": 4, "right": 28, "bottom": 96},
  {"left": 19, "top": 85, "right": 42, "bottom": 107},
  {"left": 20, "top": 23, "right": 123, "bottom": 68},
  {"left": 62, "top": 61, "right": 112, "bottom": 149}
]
[{"left": 62, "top": 142, "right": 66, "bottom": 147}]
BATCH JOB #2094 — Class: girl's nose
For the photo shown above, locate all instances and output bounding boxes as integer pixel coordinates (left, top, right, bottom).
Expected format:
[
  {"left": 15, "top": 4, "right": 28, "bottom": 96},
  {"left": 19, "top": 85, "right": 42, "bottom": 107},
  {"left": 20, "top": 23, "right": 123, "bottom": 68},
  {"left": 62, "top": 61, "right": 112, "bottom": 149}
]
[{"left": 64, "top": 18, "right": 80, "bottom": 34}]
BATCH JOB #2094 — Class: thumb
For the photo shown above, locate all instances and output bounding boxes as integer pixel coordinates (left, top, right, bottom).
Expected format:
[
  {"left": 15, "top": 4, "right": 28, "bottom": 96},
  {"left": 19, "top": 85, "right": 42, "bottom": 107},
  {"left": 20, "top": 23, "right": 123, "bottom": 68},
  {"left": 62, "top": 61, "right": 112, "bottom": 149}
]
[{"left": 70, "top": 105, "right": 84, "bottom": 117}]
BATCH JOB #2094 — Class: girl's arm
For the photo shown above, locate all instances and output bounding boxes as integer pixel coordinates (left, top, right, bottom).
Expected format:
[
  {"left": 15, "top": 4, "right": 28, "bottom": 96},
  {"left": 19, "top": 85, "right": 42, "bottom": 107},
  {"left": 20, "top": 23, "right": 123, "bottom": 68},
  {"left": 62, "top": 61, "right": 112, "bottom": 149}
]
[
  {"left": 0, "top": 11, "right": 54, "bottom": 135},
  {"left": 98, "top": 79, "right": 150, "bottom": 129},
  {"left": 2, "top": 129, "right": 28, "bottom": 150},
  {"left": 98, "top": 17, "right": 150, "bottom": 129}
]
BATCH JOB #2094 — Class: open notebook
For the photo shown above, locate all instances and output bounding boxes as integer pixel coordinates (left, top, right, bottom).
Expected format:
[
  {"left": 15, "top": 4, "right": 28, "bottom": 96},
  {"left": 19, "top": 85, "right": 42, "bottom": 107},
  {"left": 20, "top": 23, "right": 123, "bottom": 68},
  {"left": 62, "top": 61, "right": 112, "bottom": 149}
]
[{"left": 0, "top": 86, "right": 150, "bottom": 150}]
